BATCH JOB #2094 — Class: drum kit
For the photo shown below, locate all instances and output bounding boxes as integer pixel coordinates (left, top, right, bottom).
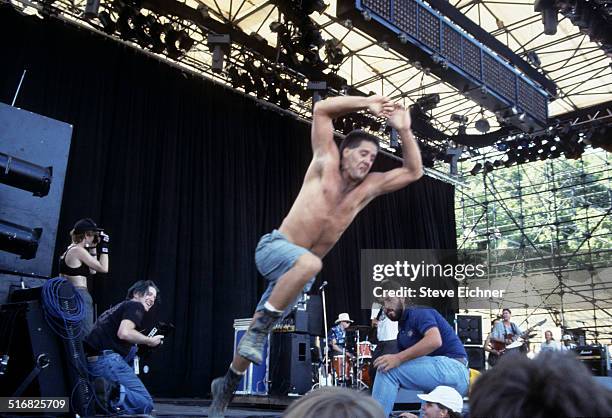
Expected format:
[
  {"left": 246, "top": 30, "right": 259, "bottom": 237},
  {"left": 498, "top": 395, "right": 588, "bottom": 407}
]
[{"left": 329, "top": 325, "right": 374, "bottom": 389}]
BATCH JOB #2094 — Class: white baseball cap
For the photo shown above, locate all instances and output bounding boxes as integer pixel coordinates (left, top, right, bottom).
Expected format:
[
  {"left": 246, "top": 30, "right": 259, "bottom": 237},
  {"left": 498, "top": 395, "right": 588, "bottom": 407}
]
[
  {"left": 562, "top": 334, "right": 572, "bottom": 341},
  {"left": 335, "top": 313, "right": 354, "bottom": 324},
  {"left": 417, "top": 386, "right": 463, "bottom": 413}
]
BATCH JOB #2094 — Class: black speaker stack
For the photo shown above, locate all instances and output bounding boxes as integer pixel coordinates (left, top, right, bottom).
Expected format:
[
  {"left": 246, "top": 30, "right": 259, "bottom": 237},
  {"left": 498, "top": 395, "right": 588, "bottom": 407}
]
[
  {"left": 573, "top": 345, "right": 610, "bottom": 376},
  {"left": 0, "top": 283, "right": 93, "bottom": 416},
  {"left": 268, "top": 295, "right": 323, "bottom": 395},
  {"left": 456, "top": 314, "right": 485, "bottom": 371}
]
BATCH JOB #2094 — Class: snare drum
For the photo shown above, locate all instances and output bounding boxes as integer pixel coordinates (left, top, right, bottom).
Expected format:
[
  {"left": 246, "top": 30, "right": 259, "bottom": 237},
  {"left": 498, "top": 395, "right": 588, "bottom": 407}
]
[
  {"left": 357, "top": 341, "right": 372, "bottom": 358},
  {"left": 332, "top": 355, "right": 352, "bottom": 379}
]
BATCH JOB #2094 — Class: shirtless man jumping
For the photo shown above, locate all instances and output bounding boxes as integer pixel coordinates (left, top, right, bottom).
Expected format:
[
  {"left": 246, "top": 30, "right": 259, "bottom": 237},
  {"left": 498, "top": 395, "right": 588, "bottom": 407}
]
[{"left": 209, "top": 95, "right": 423, "bottom": 417}]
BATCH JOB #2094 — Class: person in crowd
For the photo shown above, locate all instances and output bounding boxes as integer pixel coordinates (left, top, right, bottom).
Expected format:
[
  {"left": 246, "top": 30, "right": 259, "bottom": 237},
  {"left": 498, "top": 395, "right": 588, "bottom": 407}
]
[
  {"left": 399, "top": 386, "right": 463, "bottom": 418},
  {"left": 371, "top": 281, "right": 469, "bottom": 417},
  {"left": 59, "top": 218, "right": 110, "bottom": 336},
  {"left": 561, "top": 334, "right": 577, "bottom": 350},
  {"left": 84, "top": 280, "right": 163, "bottom": 415},
  {"left": 539, "top": 330, "right": 560, "bottom": 353},
  {"left": 470, "top": 351, "right": 612, "bottom": 417},
  {"left": 484, "top": 318, "right": 503, "bottom": 367},
  {"left": 490, "top": 308, "right": 524, "bottom": 355},
  {"left": 282, "top": 387, "right": 384, "bottom": 418},
  {"left": 329, "top": 313, "right": 354, "bottom": 356},
  {"left": 370, "top": 301, "right": 399, "bottom": 383}
]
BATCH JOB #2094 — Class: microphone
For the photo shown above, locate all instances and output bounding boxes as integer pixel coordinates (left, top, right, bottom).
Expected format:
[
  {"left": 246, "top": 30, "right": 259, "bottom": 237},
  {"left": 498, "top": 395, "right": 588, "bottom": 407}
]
[{"left": 319, "top": 281, "right": 328, "bottom": 291}]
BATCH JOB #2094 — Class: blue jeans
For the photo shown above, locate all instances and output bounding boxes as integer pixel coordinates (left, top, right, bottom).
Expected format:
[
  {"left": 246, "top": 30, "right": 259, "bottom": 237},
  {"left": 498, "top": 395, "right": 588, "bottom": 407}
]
[
  {"left": 254, "top": 229, "right": 316, "bottom": 318},
  {"left": 87, "top": 352, "right": 154, "bottom": 414},
  {"left": 372, "top": 356, "right": 469, "bottom": 418},
  {"left": 76, "top": 287, "right": 94, "bottom": 338}
]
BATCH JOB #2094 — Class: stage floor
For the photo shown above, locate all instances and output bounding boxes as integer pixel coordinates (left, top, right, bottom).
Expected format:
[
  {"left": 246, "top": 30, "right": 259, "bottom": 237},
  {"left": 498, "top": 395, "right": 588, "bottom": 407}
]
[
  {"left": 153, "top": 398, "right": 283, "bottom": 417},
  {"left": 150, "top": 397, "right": 420, "bottom": 417}
]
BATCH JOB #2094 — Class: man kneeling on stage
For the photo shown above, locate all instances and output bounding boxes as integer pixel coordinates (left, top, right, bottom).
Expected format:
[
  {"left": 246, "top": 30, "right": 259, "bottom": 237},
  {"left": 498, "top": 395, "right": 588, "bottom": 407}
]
[
  {"left": 371, "top": 282, "right": 469, "bottom": 417},
  {"left": 83, "top": 280, "right": 164, "bottom": 414}
]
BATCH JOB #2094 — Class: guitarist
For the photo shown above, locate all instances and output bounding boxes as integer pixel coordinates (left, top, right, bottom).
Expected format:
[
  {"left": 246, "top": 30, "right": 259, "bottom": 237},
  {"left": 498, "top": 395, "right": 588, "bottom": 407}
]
[
  {"left": 484, "top": 318, "right": 503, "bottom": 367},
  {"left": 490, "top": 308, "right": 525, "bottom": 357}
]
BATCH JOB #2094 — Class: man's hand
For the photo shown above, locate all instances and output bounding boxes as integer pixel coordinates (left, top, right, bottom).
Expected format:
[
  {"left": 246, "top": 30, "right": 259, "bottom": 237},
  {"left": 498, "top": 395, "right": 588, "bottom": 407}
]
[
  {"left": 367, "top": 95, "right": 394, "bottom": 118},
  {"left": 387, "top": 103, "right": 412, "bottom": 131},
  {"left": 374, "top": 353, "right": 402, "bottom": 372},
  {"left": 147, "top": 335, "right": 164, "bottom": 347}
]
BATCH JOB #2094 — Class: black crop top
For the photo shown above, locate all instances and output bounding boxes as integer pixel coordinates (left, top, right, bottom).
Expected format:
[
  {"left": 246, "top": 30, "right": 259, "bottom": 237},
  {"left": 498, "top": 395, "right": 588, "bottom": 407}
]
[{"left": 59, "top": 248, "right": 92, "bottom": 277}]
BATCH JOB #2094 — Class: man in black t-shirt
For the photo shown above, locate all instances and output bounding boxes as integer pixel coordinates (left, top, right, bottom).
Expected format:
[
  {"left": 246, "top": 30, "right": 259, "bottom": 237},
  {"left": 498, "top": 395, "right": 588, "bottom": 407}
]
[{"left": 84, "top": 280, "right": 164, "bottom": 415}]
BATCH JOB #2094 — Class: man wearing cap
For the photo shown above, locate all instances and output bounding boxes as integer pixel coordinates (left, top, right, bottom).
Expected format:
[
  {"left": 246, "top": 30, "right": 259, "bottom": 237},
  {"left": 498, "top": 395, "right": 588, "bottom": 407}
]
[
  {"left": 561, "top": 334, "right": 576, "bottom": 350},
  {"left": 399, "top": 386, "right": 463, "bottom": 418},
  {"left": 329, "top": 313, "right": 354, "bottom": 355},
  {"left": 59, "top": 218, "right": 111, "bottom": 336},
  {"left": 371, "top": 281, "right": 469, "bottom": 417}
]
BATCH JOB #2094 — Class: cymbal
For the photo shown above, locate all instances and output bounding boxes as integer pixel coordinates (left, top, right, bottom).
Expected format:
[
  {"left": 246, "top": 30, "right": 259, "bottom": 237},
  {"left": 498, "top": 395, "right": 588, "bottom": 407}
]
[{"left": 347, "top": 325, "right": 371, "bottom": 332}]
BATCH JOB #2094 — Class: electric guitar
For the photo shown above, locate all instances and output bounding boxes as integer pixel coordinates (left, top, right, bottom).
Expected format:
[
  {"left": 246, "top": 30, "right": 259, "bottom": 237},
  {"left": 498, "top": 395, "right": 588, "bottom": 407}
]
[{"left": 490, "top": 319, "right": 546, "bottom": 353}]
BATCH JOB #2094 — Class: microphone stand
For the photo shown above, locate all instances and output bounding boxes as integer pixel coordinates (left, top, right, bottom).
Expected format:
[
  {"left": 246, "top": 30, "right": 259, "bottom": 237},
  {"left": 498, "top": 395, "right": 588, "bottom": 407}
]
[{"left": 320, "top": 281, "right": 332, "bottom": 386}]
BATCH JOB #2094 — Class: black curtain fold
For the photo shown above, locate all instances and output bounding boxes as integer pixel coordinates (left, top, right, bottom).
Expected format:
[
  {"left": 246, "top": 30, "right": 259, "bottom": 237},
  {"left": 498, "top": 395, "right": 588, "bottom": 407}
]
[{"left": 1, "top": 6, "right": 456, "bottom": 396}]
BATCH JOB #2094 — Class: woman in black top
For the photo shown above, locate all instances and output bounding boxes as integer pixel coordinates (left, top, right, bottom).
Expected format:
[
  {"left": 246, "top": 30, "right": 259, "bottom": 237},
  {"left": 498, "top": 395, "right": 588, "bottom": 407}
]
[{"left": 59, "top": 218, "right": 110, "bottom": 336}]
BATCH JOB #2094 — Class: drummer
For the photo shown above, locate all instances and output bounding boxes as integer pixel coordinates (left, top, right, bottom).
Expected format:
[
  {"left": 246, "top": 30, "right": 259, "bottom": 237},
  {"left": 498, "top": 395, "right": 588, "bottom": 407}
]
[{"left": 329, "top": 313, "right": 355, "bottom": 358}]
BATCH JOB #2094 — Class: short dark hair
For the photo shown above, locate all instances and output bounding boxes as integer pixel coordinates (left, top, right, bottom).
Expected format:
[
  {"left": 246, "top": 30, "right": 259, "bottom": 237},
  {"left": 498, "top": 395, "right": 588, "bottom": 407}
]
[
  {"left": 502, "top": 308, "right": 511, "bottom": 314},
  {"left": 470, "top": 352, "right": 612, "bottom": 418},
  {"left": 339, "top": 129, "right": 380, "bottom": 157},
  {"left": 282, "top": 387, "right": 384, "bottom": 418},
  {"left": 428, "top": 402, "right": 461, "bottom": 418},
  {"left": 126, "top": 280, "right": 160, "bottom": 302}
]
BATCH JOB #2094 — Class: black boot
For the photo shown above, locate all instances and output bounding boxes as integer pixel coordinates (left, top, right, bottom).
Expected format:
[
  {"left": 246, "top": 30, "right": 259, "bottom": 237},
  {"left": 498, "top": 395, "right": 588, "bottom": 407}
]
[
  {"left": 94, "top": 376, "right": 120, "bottom": 414},
  {"left": 208, "top": 368, "right": 243, "bottom": 418},
  {"left": 237, "top": 308, "right": 282, "bottom": 365}
]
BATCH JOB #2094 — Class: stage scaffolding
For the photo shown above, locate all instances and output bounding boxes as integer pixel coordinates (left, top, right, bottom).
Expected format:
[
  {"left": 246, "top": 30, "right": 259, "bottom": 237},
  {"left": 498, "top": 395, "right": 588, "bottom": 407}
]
[{"left": 454, "top": 148, "right": 612, "bottom": 345}]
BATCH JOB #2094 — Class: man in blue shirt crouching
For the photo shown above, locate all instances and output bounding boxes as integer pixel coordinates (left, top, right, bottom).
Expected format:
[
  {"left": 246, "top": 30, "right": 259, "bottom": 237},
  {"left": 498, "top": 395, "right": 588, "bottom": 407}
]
[{"left": 371, "top": 282, "right": 469, "bottom": 417}]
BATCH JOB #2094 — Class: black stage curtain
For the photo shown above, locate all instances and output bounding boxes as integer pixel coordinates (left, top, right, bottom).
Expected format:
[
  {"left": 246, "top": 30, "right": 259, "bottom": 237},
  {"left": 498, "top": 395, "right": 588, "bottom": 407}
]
[{"left": 0, "top": 7, "right": 456, "bottom": 396}]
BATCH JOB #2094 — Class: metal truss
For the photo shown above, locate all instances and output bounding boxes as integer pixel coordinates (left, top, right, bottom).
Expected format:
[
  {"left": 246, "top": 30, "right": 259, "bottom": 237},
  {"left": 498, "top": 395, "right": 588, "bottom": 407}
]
[
  {"left": 7, "top": 0, "right": 611, "bottom": 146},
  {"left": 456, "top": 148, "right": 612, "bottom": 342}
]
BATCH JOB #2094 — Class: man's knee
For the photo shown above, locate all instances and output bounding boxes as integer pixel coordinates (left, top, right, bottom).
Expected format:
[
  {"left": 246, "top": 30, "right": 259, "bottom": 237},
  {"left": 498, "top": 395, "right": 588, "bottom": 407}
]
[{"left": 295, "top": 253, "right": 322, "bottom": 277}]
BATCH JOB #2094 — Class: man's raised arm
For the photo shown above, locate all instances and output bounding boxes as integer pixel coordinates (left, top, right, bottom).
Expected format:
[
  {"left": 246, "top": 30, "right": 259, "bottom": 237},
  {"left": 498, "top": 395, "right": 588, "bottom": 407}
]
[
  {"left": 311, "top": 95, "right": 394, "bottom": 158},
  {"left": 365, "top": 104, "right": 423, "bottom": 196}
]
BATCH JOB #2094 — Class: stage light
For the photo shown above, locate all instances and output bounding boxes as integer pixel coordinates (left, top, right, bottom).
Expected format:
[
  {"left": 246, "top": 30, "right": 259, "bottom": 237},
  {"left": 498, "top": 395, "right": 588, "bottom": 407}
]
[
  {"left": 227, "top": 66, "right": 241, "bottom": 88},
  {"left": 147, "top": 20, "right": 165, "bottom": 53},
  {"left": 475, "top": 118, "right": 490, "bottom": 133},
  {"left": 496, "top": 142, "right": 508, "bottom": 151},
  {"left": 451, "top": 114, "right": 468, "bottom": 124},
  {"left": 270, "top": 21, "right": 285, "bottom": 33},
  {"left": 470, "top": 163, "right": 483, "bottom": 175},
  {"left": 415, "top": 94, "right": 440, "bottom": 112},
  {"left": 535, "top": 0, "right": 559, "bottom": 35},
  {"left": 84, "top": 0, "right": 100, "bottom": 18},
  {"left": 208, "top": 34, "right": 231, "bottom": 73},
  {"left": 526, "top": 51, "right": 541, "bottom": 67},
  {"left": 0, "top": 153, "right": 52, "bottom": 197},
  {"left": 0, "top": 219, "right": 42, "bottom": 260},
  {"left": 483, "top": 161, "right": 494, "bottom": 173},
  {"left": 398, "top": 33, "right": 408, "bottom": 44},
  {"left": 324, "top": 39, "right": 344, "bottom": 66},
  {"left": 98, "top": 11, "right": 116, "bottom": 34},
  {"left": 197, "top": 4, "right": 209, "bottom": 20},
  {"left": 278, "top": 89, "right": 290, "bottom": 109},
  {"left": 116, "top": 7, "right": 134, "bottom": 40}
]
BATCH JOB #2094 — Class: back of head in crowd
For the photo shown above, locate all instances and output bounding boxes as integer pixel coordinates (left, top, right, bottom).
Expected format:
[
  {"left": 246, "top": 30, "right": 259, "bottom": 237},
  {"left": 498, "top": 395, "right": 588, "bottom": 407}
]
[
  {"left": 282, "top": 387, "right": 384, "bottom": 418},
  {"left": 126, "top": 280, "right": 160, "bottom": 302},
  {"left": 470, "top": 351, "right": 612, "bottom": 418}
]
